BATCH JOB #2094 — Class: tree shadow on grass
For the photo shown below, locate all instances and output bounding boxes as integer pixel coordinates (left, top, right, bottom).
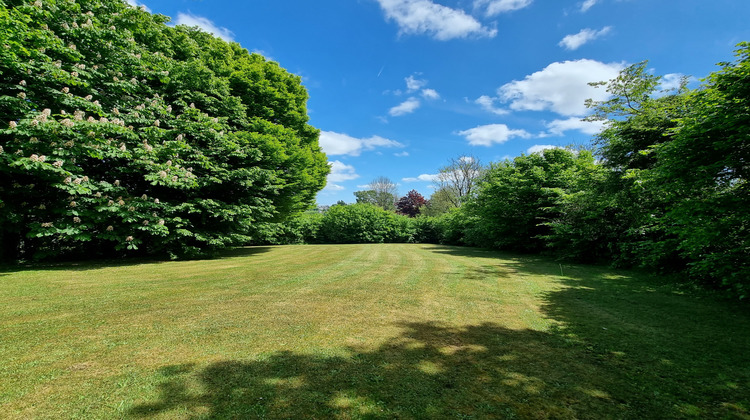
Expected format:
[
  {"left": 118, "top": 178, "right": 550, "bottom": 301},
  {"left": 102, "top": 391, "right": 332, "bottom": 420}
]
[
  {"left": 428, "top": 245, "right": 750, "bottom": 418},
  {"left": 132, "top": 322, "right": 634, "bottom": 419},
  {"left": 0, "top": 246, "right": 273, "bottom": 274}
]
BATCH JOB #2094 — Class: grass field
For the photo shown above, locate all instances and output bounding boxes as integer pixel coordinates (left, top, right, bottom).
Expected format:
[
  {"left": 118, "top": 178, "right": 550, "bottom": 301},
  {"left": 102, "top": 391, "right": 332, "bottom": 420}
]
[{"left": 1, "top": 244, "right": 748, "bottom": 419}]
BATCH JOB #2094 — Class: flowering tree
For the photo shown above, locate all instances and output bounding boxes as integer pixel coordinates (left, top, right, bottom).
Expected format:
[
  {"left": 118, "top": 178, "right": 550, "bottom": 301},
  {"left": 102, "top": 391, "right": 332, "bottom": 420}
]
[{"left": 0, "top": 0, "right": 328, "bottom": 260}]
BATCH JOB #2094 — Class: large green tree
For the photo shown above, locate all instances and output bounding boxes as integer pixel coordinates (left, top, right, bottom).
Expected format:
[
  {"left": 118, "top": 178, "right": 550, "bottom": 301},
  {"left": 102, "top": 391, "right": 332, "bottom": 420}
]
[
  {"left": 650, "top": 43, "right": 750, "bottom": 295},
  {"left": 0, "top": 0, "right": 328, "bottom": 260},
  {"left": 567, "top": 62, "right": 691, "bottom": 267},
  {"left": 462, "top": 148, "right": 600, "bottom": 253}
]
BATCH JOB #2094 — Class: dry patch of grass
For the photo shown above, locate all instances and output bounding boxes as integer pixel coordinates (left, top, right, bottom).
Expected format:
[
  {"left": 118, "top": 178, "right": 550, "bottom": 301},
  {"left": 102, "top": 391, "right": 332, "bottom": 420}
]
[{"left": 1, "top": 244, "right": 748, "bottom": 419}]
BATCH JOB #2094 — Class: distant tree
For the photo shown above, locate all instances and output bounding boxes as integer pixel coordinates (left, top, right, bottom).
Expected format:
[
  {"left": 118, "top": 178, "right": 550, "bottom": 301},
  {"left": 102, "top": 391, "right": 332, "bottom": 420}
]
[
  {"left": 354, "top": 190, "right": 377, "bottom": 205},
  {"left": 396, "top": 190, "right": 427, "bottom": 217},
  {"left": 355, "top": 176, "right": 398, "bottom": 211},
  {"left": 334, "top": 200, "right": 347, "bottom": 206},
  {"left": 434, "top": 155, "right": 483, "bottom": 207}
]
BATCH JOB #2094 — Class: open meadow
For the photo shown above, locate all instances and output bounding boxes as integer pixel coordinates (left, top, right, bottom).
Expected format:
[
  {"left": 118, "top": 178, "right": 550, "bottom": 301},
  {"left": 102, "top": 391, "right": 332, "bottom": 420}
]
[{"left": 1, "top": 244, "right": 748, "bottom": 419}]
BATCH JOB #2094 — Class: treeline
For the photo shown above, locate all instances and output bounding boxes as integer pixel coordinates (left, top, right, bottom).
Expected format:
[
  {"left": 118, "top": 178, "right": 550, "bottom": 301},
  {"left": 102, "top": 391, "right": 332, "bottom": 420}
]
[{"left": 267, "top": 46, "right": 750, "bottom": 298}]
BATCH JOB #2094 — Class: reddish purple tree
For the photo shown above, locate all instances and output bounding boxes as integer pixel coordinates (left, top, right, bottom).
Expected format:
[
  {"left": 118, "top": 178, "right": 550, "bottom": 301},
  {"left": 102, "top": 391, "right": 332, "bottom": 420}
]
[{"left": 396, "top": 190, "right": 428, "bottom": 217}]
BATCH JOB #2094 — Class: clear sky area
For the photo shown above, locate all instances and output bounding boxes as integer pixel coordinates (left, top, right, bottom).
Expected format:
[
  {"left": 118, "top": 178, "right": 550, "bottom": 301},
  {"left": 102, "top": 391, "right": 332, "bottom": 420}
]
[{"left": 128, "top": 0, "right": 750, "bottom": 205}]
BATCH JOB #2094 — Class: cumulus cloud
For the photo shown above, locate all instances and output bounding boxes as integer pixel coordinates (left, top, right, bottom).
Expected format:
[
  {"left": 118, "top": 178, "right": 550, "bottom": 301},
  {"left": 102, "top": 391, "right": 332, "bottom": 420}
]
[
  {"left": 474, "top": 0, "right": 533, "bottom": 16},
  {"left": 496, "top": 59, "right": 625, "bottom": 116},
  {"left": 421, "top": 88, "right": 440, "bottom": 100},
  {"left": 377, "top": 0, "right": 497, "bottom": 40},
  {"left": 527, "top": 144, "right": 559, "bottom": 154},
  {"left": 389, "top": 97, "right": 421, "bottom": 116},
  {"left": 328, "top": 160, "right": 360, "bottom": 182},
  {"left": 126, "top": 0, "right": 151, "bottom": 12},
  {"left": 475, "top": 95, "right": 509, "bottom": 115},
  {"left": 541, "top": 117, "right": 605, "bottom": 137},
  {"left": 406, "top": 75, "right": 427, "bottom": 92},
  {"left": 323, "top": 183, "right": 346, "bottom": 191},
  {"left": 458, "top": 124, "right": 531, "bottom": 146},
  {"left": 401, "top": 75, "right": 440, "bottom": 100},
  {"left": 175, "top": 12, "right": 235, "bottom": 42},
  {"left": 559, "top": 27, "right": 612, "bottom": 50},
  {"left": 580, "top": 0, "right": 599, "bottom": 12},
  {"left": 402, "top": 173, "right": 440, "bottom": 182},
  {"left": 320, "top": 131, "right": 404, "bottom": 156},
  {"left": 395, "top": 151, "right": 410, "bottom": 157}
]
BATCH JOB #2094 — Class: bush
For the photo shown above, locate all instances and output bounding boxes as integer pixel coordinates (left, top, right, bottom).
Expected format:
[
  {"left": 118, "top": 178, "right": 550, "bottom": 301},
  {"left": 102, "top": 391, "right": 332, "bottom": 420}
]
[
  {"left": 316, "top": 204, "right": 411, "bottom": 244},
  {"left": 249, "top": 212, "right": 323, "bottom": 245}
]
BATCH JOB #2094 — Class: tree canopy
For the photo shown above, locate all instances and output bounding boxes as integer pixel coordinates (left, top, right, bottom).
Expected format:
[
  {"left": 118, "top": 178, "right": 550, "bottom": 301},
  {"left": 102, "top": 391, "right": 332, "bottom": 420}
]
[
  {"left": 395, "top": 189, "right": 427, "bottom": 217},
  {"left": 354, "top": 176, "right": 398, "bottom": 211},
  {"left": 0, "top": 0, "right": 328, "bottom": 260}
]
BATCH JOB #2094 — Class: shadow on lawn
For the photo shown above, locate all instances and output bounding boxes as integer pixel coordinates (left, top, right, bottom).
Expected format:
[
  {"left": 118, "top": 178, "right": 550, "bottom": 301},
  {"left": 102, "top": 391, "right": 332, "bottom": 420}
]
[
  {"left": 0, "top": 246, "right": 273, "bottom": 274},
  {"left": 132, "top": 321, "right": 633, "bottom": 419},
  {"left": 131, "top": 245, "right": 750, "bottom": 419}
]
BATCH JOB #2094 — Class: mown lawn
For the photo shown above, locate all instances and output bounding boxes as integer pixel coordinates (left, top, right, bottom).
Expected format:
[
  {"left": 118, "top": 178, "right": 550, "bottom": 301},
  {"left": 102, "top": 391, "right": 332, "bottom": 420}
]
[{"left": 1, "top": 244, "right": 748, "bottom": 419}]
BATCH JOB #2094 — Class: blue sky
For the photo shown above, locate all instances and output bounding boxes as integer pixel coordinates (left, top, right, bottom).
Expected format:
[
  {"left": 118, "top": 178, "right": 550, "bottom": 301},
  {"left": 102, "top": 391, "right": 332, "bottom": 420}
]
[{"left": 128, "top": 0, "right": 750, "bottom": 205}]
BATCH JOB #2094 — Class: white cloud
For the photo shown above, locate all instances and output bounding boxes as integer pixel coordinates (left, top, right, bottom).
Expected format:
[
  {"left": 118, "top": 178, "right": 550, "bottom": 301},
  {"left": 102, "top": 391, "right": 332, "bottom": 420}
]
[
  {"left": 527, "top": 144, "right": 559, "bottom": 154},
  {"left": 320, "top": 131, "right": 405, "bottom": 156},
  {"left": 580, "top": 0, "right": 599, "bottom": 12},
  {"left": 377, "top": 0, "right": 497, "bottom": 40},
  {"left": 406, "top": 75, "right": 427, "bottom": 92},
  {"left": 389, "top": 97, "right": 421, "bottom": 116},
  {"left": 126, "top": 0, "right": 151, "bottom": 12},
  {"left": 395, "top": 151, "right": 410, "bottom": 157},
  {"left": 421, "top": 88, "right": 440, "bottom": 100},
  {"left": 559, "top": 27, "right": 612, "bottom": 50},
  {"left": 457, "top": 124, "right": 532, "bottom": 146},
  {"left": 475, "top": 95, "right": 509, "bottom": 115},
  {"left": 658, "top": 73, "right": 688, "bottom": 92},
  {"left": 497, "top": 59, "right": 625, "bottom": 116},
  {"left": 541, "top": 117, "right": 605, "bottom": 137},
  {"left": 328, "top": 160, "right": 359, "bottom": 183},
  {"left": 175, "top": 12, "right": 235, "bottom": 42},
  {"left": 474, "top": 0, "right": 533, "bottom": 16},
  {"left": 402, "top": 173, "right": 440, "bottom": 182},
  {"left": 323, "top": 183, "right": 346, "bottom": 191}
]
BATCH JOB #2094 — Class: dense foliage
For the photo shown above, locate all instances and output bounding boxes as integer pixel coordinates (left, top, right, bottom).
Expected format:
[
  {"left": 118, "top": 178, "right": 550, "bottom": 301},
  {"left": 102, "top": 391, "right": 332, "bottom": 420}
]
[
  {"left": 317, "top": 203, "right": 414, "bottom": 244},
  {"left": 461, "top": 148, "right": 602, "bottom": 253},
  {"left": 0, "top": 0, "right": 328, "bottom": 260}
]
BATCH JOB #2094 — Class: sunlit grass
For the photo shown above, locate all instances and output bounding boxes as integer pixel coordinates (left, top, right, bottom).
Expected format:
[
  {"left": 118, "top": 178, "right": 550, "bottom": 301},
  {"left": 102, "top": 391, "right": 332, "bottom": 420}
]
[{"left": 1, "top": 244, "right": 748, "bottom": 418}]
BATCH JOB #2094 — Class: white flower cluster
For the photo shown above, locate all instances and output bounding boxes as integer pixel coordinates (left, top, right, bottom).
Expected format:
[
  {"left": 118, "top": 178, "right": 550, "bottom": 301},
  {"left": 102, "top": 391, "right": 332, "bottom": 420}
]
[{"left": 29, "top": 154, "right": 47, "bottom": 162}]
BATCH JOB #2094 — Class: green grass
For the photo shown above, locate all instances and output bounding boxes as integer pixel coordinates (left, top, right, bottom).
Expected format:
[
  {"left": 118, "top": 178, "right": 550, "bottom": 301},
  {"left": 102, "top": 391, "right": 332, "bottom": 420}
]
[{"left": 1, "top": 244, "right": 748, "bottom": 419}]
